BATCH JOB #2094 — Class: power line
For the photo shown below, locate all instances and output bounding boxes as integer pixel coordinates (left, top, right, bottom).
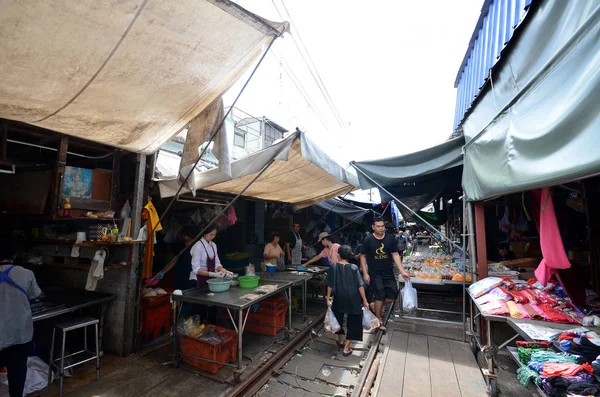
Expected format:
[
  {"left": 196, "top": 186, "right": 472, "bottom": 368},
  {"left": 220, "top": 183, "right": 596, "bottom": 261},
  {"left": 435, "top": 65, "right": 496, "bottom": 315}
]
[
  {"left": 270, "top": 51, "right": 330, "bottom": 130},
  {"left": 272, "top": 0, "right": 346, "bottom": 128},
  {"left": 278, "top": 0, "right": 345, "bottom": 127}
]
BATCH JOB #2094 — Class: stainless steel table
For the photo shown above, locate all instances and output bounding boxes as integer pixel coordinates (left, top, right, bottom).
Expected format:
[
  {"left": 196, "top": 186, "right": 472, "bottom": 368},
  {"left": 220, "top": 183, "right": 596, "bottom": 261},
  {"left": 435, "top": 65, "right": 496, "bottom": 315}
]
[
  {"left": 33, "top": 288, "right": 116, "bottom": 351},
  {"left": 260, "top": 272, "right": 313, "bottom": 322},
  {"left": 171, "top": 280, "right": 293, "bottom": 379}
]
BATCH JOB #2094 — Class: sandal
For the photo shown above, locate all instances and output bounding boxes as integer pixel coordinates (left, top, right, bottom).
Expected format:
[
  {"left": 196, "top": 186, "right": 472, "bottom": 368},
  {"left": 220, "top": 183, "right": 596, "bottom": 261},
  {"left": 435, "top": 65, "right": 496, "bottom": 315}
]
[
  {"left": 336, "top": 341, "right": 345, "bottom": 348},
  {"left": 343, "top": 349, "right": 353, "bottom": 357}
]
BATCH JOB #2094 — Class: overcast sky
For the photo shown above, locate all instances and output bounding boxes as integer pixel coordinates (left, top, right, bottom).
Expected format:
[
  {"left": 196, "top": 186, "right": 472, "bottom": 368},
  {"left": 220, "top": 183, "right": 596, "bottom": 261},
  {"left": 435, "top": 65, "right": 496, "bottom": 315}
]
[{"left": 224, "top": 0, "right": 482, "bottom": 165}]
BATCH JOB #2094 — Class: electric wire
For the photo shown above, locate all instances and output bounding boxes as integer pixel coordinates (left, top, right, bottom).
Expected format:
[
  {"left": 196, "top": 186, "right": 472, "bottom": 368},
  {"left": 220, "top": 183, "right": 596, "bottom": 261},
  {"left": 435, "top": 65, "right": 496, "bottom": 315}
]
[
  {"left": 271, "top": 0, "right": 345, "bottom": 128},
  {"left": 278, "top": 0, "right": 345, "bottom": 127}
]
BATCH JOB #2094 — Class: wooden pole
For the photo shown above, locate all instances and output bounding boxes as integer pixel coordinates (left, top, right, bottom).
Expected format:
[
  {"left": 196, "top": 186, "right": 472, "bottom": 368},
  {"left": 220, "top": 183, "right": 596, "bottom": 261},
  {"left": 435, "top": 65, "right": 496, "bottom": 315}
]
[
  {"left": 474, "top": 201, "right": 488, "bottom": 279},
  {"left": 125, "top": 153, "right": 146, "bottom": 355},
  {"left": 51, "top": 136, "right": 69, "bottom": 219}
]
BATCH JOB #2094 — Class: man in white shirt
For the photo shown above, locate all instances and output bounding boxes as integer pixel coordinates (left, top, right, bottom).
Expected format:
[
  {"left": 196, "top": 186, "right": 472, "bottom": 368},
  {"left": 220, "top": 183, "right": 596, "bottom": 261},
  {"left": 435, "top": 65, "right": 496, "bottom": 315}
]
[{"left": 0, "top": 245, "right": 42, "bottom": 397}]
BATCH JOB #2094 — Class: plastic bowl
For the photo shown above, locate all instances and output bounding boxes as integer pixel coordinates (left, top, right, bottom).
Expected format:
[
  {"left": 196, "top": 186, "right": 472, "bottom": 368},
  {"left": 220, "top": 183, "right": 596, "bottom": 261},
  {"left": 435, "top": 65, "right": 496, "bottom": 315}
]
[
  {"left": 206, "top": 278, "right": 232, "bottom": 292},
  {"left": 238, "top": 275, "right": 260, "bottom": 289},
  {"left": 266, "top": 265, "right": 277, "bottom": 273}
]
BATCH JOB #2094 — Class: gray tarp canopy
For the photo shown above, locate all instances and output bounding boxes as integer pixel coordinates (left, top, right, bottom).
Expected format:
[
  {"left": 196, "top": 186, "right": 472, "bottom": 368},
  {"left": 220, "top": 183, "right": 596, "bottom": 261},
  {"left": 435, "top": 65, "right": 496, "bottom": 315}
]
[
  {"left": 0, "top": 1, "right": 287, "bottom": 154},
  {"left": 316, "top": 198, "right": 370, "bottom": 224},
  {"left": 158, "top": 131, "right": 359, "bottom": 209},
  {"left": 352, "top": 137, "right": 464, "bottom": 216},
  {"left": 461, "top": 0, "right": 600, "bottom": 201}
]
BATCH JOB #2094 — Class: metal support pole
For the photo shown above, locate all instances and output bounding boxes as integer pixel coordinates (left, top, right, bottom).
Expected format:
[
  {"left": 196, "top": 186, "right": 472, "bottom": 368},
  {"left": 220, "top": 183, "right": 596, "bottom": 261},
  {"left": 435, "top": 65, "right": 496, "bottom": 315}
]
[{"left": 462, "top": 195, "right": 467, "bottom": 342}]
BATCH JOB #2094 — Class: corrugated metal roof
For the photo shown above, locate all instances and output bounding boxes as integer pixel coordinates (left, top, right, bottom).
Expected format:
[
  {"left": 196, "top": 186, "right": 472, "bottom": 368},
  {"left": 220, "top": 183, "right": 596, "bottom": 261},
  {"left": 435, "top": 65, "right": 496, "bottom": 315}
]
[{"left": 453, "top": 0, "right": 533, "bottom": 131}]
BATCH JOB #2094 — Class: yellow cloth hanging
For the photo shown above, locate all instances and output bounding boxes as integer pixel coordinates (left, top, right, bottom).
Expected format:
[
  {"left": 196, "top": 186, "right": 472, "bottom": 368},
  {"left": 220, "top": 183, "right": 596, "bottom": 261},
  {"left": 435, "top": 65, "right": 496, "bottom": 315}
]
[
  {"left": 507, "top": 301, "right": 523, "bottom": 318},
  {"left": 144, "top": 199, "right": 163, "bottom": 232}
]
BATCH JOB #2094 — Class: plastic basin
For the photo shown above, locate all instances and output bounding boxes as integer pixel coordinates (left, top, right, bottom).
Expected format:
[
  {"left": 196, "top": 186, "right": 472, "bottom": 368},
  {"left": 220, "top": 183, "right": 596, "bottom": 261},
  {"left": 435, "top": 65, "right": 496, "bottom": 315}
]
[
  {"left": 238, "top": 275, "right": 260, "bottom": 289},
  {"left": 207, "top": 279, "right": 232, "bottom": 292},
  {"left": 266, "top": 265, "right": 277, "bottom": 273}
]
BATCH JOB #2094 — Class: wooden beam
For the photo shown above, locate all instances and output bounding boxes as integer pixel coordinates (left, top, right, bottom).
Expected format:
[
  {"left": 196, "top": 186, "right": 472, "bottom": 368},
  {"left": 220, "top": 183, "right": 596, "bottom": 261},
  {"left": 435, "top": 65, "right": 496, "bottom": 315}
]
[
  {"left": 50, "top": 136, "right": 69, "bottom": 219},
  {"left": 124, "top": 153, "right": 146, "bottom": 356},
  {"left": 1, "top": 123, "right": 7, "bottom": 161},
  {"left": 111, "top": 151, "right": 122, "bottom": 209},
  {"left": 474, "top": 201, "right": 488, "bottom": 279}
]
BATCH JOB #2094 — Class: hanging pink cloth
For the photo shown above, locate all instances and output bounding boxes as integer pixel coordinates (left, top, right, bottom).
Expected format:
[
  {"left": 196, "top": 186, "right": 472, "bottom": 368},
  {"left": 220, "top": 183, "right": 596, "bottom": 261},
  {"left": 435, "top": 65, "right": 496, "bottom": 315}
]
[
  {"left": 228, "top": 206, "right": 238, "bottom": 225},
  {"left": 533, "top": 188, "right": 571, "bottom": 286}
]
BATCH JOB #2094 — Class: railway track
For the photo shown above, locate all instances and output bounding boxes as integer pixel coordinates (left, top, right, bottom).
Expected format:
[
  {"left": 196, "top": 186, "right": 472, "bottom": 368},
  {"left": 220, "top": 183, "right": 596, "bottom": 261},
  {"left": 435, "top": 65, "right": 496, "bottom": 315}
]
[{"left": 229, "top": 303, "right": 395, "bottom": 397}]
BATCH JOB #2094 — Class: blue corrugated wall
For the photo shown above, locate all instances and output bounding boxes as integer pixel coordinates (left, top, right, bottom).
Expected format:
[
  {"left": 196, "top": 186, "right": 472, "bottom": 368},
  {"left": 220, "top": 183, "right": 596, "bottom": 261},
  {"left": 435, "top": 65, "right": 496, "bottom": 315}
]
[{"left": 453, "top": 0, "right": 532, "bottom": 132}]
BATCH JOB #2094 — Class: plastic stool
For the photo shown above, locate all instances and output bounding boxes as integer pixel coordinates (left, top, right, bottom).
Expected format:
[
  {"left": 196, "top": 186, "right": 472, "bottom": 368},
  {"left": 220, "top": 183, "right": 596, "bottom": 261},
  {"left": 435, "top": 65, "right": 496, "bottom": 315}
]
[{"left": 47, "top": 317, "right": 100, "bottom": 396}]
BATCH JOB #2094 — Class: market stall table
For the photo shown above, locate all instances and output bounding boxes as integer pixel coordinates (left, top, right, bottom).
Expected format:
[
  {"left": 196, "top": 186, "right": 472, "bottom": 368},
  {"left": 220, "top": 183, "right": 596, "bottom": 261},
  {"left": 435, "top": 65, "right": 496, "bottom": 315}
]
[
  {"left": 32, "top": 287, "right": 116, "bottom": 350},
  {"left": 260, "top": 272, "right": 313, "bottom": 322},
  {"left": 171, "top": 280, "right": 293, "bottom": 380},
  {"left": 467, "top": 289, "right": 590, "bottom": 397}
]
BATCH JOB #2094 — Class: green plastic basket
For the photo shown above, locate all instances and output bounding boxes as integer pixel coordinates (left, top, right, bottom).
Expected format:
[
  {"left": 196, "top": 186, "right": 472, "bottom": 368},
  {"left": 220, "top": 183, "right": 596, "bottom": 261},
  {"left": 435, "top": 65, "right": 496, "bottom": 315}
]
[{"left": 238, "top": 275, "right": 260, "bottom": 289}]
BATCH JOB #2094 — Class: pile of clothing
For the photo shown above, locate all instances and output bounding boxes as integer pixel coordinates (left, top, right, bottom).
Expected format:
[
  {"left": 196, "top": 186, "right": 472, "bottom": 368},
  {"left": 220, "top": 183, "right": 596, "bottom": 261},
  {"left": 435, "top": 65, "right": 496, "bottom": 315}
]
[
  {"left": 469, "top": 277, "right": 583, "bottom": 324},
  {"left": 559, "top": 330, "right": 600, "bottom": 363},
  {"left": 515, "top": 341, "right": 600, "bottom": 396}
]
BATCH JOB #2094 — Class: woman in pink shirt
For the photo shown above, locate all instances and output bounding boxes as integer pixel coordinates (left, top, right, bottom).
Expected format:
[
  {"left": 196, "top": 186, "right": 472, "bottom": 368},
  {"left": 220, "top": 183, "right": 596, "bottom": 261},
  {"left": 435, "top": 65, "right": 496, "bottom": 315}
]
[{"left": 305, "top": 232, "right": 340, "bottom": 267}]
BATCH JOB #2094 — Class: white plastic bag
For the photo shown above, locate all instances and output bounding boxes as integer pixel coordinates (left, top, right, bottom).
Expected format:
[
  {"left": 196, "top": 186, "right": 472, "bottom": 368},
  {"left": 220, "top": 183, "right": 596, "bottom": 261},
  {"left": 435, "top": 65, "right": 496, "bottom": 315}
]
[
  {"left": 324, "top": 307, "right": 341, "bottom": 333},
  {"left": 401, "top": 280, "right": 418, "bottom": 312},
  {"left": 362, "top": 308, "right": 380, "bottom": 330}
]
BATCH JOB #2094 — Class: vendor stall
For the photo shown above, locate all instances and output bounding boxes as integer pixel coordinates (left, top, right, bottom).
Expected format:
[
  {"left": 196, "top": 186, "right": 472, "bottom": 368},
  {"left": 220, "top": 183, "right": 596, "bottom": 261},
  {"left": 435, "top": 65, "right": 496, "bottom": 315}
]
[
  {"left": 260, "top": 272, "right": 313, "bottom": 322},
  {"left": 171, "top": 279, "right": 293, "bottom": 379}
]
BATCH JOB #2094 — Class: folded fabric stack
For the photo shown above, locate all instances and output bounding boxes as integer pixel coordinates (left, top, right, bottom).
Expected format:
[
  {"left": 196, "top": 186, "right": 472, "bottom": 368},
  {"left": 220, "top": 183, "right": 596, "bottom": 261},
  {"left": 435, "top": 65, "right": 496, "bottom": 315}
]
[
  {"left": 557, "top": 331, "right": 600, "bottom": 363},
  {"left": 520, "top": 347, "right": 598, "bottom": 396},
  {"left": 592, "top": 355, "right": 600, "bottom": 377},
  {"left": 542, "top": 377, "right": 600, "bottom": 397},
  {"left": 469, "top": 277, "right": 584, "bottom": 324}
]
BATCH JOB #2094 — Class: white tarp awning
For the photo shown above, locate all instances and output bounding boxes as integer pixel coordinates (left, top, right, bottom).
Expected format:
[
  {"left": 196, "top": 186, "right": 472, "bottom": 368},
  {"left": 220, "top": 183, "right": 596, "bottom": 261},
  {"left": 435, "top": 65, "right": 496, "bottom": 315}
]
[
  {"left": 158, "top": 132, "right": 359, "bottom": 209},
  {"left": 0, "top": 0, "right": 287, "bottom": 154}
]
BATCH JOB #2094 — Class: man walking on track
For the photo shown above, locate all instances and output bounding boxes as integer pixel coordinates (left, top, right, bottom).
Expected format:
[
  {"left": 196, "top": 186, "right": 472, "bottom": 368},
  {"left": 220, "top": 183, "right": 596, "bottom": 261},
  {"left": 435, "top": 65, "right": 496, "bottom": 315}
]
[{"left": 360, "top": 218, "right": 410, "bottom": 329}]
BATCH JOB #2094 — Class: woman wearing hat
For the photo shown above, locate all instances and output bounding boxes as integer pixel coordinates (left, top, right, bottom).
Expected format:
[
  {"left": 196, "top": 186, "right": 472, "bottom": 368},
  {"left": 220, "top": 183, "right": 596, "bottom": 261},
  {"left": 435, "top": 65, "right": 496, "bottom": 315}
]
[{"left": 305, "top": 232, "right": 340, "bottom": 267}]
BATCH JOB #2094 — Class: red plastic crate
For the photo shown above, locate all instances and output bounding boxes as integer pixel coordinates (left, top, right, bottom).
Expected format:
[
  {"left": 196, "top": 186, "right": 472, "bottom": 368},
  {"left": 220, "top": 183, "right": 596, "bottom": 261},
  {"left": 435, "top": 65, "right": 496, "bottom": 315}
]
[
  {"left": 180, "top": 326, "right": 237, "bottom": 374},
  {"left": 245, "top": 307, "right": 287, "bottom": 336},
  {"left": 141, "top": 296, "right": 173, "bottom": 344}
]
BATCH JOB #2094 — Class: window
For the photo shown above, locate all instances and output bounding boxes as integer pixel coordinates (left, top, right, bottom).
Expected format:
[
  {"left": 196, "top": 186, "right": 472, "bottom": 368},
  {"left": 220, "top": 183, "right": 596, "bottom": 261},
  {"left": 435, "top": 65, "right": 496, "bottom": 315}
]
[
  {"left": 234, "top": 129, "right": 246, "bottom": 148},
  {"left": 263, "top": 124, "right": 283, "bottom": 147}
]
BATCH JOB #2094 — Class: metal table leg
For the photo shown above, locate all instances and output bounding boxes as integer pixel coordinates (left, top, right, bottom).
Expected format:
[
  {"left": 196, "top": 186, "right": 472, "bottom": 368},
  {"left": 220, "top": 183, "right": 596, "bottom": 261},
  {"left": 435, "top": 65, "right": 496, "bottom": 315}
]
[
  {"left": 288, "top": 286, "right": 293, "bottom": 336},
  {"left": 172, "top": 300, "right": 180, "bottom": 368},
  {"left": 99, "top": 303, "right": 106, "bottom": 353},
  {"left": 237, "top": 308, "right": 243, "bottom": 370},
  {"left": 484, "top": 318, "right": 499, "bottom": 397},
  {"left": 302, "top": 280, "right": 307, "bottom": 322}
]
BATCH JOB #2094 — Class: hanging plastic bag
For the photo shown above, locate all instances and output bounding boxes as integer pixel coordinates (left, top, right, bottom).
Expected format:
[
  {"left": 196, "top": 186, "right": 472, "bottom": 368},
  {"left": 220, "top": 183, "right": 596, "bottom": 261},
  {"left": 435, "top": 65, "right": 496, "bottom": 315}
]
[
  {"left": 499, "top": 208, "right": 511, "bottom": 233},
  {"left": 362, "top": 308, "right": 380, "bottom": 330},
  {"left": 401, "top": 280, "right": 418, "bottom": 312},
  {"left": 324, "top": 307, "right": 341, "bottom": 333}
]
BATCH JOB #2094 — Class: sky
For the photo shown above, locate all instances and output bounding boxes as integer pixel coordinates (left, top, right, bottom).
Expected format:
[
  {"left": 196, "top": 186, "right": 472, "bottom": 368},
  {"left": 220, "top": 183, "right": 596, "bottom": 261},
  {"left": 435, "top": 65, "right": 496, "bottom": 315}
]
[{"left": 224, "top": 0, "right": 482, "bottom": 165}]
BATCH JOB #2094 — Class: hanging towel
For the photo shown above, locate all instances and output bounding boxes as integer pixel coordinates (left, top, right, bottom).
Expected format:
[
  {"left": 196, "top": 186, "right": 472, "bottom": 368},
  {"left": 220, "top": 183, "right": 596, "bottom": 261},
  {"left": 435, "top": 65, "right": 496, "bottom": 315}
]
[
  {"left": 533, "top": 188, "right": 571, "bottom": 286},
  {"left": 86, "top": 249, "right": 106, "bottom": 291},
  {"left": 144, "top": 199, "right": 163, "bottom": 232},
  {"left": 141, "top": 213, "right": 154, "bottom": 279}
]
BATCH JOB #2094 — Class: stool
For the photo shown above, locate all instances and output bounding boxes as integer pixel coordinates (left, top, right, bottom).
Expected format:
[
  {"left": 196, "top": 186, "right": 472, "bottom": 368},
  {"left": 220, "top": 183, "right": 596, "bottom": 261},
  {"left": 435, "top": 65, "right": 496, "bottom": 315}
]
[{"left": 47, "top": 317, "right": 100, "bottom": 396}]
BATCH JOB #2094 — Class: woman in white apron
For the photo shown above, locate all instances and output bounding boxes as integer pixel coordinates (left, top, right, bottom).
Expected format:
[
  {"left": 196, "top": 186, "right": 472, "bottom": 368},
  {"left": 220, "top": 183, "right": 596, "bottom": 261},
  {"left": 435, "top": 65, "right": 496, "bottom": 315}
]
[{"left": 286, "top": 223, "right": 303, "bottom": 266}]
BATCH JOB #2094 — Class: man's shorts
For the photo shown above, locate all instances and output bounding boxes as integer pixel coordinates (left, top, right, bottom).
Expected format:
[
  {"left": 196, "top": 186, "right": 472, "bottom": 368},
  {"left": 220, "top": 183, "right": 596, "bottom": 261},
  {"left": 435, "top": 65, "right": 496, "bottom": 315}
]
[{"left": 371, "top": 274, "right": 398, "bottom": 301}]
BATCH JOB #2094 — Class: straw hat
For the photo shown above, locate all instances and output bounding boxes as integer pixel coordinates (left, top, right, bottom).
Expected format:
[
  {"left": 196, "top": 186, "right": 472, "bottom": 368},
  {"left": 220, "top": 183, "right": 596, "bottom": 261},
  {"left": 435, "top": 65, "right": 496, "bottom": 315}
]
[{"left": 317, "top": 232, "right": 330, "bottom": 243}]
